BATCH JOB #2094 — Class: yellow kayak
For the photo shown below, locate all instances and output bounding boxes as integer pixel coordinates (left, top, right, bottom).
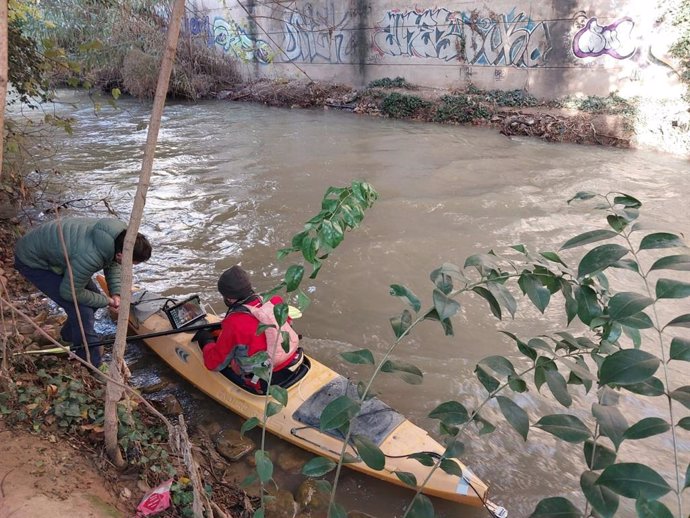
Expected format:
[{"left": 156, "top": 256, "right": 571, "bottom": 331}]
[{"left": 107, "top": 283, "right": 506, "bottom": 515}]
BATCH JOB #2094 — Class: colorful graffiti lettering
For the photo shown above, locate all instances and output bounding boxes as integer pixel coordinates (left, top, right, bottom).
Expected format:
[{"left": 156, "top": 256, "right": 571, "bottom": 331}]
[
  {"left": 572, "top": 17, "right": 636, "bottom": 60},
  {"left": 282, "top": 3, "right": 354, "bottom": 63},
  {"left": 372, "top": 8, "right": 551, "bottom": 67},
  {"left": 213, "top": 17, "right": 271, "bottom": 64}
]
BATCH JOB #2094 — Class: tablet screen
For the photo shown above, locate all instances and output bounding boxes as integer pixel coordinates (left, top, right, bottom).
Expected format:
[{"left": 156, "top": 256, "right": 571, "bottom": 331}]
[{"left": 165, "top": 296, "right": 206, "bottom": 329}]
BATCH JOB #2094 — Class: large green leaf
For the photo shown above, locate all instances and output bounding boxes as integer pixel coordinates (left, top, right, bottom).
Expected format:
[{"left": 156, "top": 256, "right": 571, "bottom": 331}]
[
  {"left": 394, "top": 471, "right": 418, "bottom": 487},
  {"left": 389, "top": 284, "right": 422, "bottom": 312},
  {"left": 518, "top": 273, "right": 551, "bottom": 313},
  {"left": 584, "top": 440, "right": 617, "bottom": 470},
  {"left": 540, "top": 251, "right": 567, "bottom": 266},
  {"left": 319, "top": 396, "right": 361, "bottom": 431},
  {"left": 650, "top": 254, "right": 690, "bottom": 272},
  {"left": 408, "top": 494, "right": 434, "bottom": 518},
  {"left": 677, "top": 416, "right": 690, "bottom": 430},
  {"left": 439, "top": 458, "right": 463, "bottom": 478},
  {"left": 432, "top": 289, "right": 460, "bottom": 321},
  {"left": 475, "top": 365, "right": 499, "bottom": 393},
  {"left": 319, "top": 219, "right": 344, "bottom": 249},
  {"left": 623, "top": 417, "right": 670, "bottom": 440},
  {"left": 269, "top": 386, "right": 288, "bottom": 406},
  {"left": 577, "top": 244, "right": 629, "bottom": 279},
  {"left": 340, "top": 349, "right": 375, "bottom": 365},
  {"left": 272, "top": 302, "right": 289, "bottom": 327},
  {"left": 390, "top": 309, "right": 413, "bottom": 339},
  {"left": 408, "top": 452, "right": 435, "bottom": 466},
  {"left": 534, "top": 414, "right": 591, "bottom": 443},
  {"left": 284, "top": 264, "right": 304, "bottom": 292},
  {"left": 613, "top": 194, "right": 642, "bottom": 208},
  {"left": 608, "top": 292, "right": 653, "bottom": 320},
  {"left": 560, "top": 230, "right": 619, "bottom": 251},
  {"left": 428, "top": 401, "right": 469, "bottom": 426},
  {"left": 596, "top": 463, "right": 672, "bottom": 499},
  {"left": 607, "top": 214, "right": 628, "bottom": 232},
  {"left": 266, "top": 401, "right": 283, "bottom": 417},
  {"left": 464, "top": 253, "right": 500, "bottom": 272},
  {"left": 635, "top": 499, "right": 674, "bottom": 518},
  {"left": 670, "top": 386, "right": 690, "bottom": 409},
  {"left": 496, "top": 396, "right": 529, "bottom": 440},
  {"left": 639, "top": 232, "right": 686, "bottom": 250},
  {"left": 545, "top": 370, "right": 572, "bottom": 407},
  {"left": 685, "top": 463, "right": 690, "bottom": 490},
  {"left": 528, "top": 497, "right": 581, "bottom": 518},
  {"left": 665, "top": 313, "right": 690, "bottom": 328},
  {"left": 302, "top": 457, "right": 336, "bottom": 477},
  {"left": 381, "top": 360, "right": 423, "bottom": 385},
  {"left": 599, "top": 349, "right": 660, "bottom": 386},
  {"left": 575, "top": 285, "right": 602, "bottom": 325},
  {"left": 486, "top": 282, "right": 517, "bottom": 318},
  {"left": 671, "top": 337, "right": 690, "bottom": 362},
  {"left": 617, "top": 311, "right": 654, "bottom": 329},
  {"left": 656, "top": 278, "right": 690, "bottom": 299},
  {"left": 473, "top": 286, "right": 501, "bottom": 319},
  {"left": 255, "top": 450, "right": 273, "bottom": 483},
  {"left": 581, "top": 471, "right": 619, "bottom": 518},
  {"left": 592, "top": 404, "right": 628, "bottom": 451},
  {"left": 480, "top": 356, "right": 516, "bottom": 377},
  {"left": 352, "top": 434, "right": 385, "bottom": 471},
  {"left": 430, "top": 263, "right": 465, "bottom": 295},
  {"left": 623, "top": 377, "right": 665, "bottom": 397},
  {"left": 240, "top": 417, "right": 261, "bottom": 436}
]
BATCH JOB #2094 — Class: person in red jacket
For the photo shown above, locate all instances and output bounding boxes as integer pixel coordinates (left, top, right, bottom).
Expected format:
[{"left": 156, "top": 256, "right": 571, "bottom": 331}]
[{"left": 194, "top": 265, "right": 301, "bottom": 393}]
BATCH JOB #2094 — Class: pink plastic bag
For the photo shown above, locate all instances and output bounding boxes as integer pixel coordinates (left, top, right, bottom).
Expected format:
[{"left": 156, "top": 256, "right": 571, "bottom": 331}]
[{"left": 136, "top": 478, "right": 173, "bottom": 516}]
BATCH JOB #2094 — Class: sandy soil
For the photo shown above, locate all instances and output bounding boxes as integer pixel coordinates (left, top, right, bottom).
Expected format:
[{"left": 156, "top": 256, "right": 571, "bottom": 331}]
[{"left": 0, "top": 420, "right": 127, "bottom": 518}]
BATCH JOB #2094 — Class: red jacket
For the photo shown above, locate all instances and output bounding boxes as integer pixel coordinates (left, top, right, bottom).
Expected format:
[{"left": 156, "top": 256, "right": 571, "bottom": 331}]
[{"left": 203, "top": 296, "right": 297, "bottom": 373}]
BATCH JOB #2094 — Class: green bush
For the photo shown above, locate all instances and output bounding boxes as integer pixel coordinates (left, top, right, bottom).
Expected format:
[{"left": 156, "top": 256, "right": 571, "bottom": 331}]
[
  {"left": 367, "top": 77, "right": 412, "bottom": 89},
  {"left": 381, "top": 93, "right": 431, "bottom": 118},
  {"left": 434, "top": 94, "right": 491, "bottom": 123}
]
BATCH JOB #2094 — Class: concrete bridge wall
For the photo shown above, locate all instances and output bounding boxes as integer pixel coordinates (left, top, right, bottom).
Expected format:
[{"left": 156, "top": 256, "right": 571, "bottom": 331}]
[{"left": 185, "top": 0, "right": 683, "bottom": 100}]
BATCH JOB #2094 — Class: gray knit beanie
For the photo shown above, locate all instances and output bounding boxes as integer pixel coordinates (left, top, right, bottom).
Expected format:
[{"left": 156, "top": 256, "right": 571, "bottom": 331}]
[{"left": 217, "top": 265, "right": 253, "bottom": 300}]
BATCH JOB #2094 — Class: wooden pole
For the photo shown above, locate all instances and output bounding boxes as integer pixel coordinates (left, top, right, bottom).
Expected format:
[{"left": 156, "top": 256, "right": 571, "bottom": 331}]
[
  {"left": 0, "top": 0, "right": 9, "bottom": 180},
  {"left": 103, "top": 0, "right": 187, "bottom": 467}
]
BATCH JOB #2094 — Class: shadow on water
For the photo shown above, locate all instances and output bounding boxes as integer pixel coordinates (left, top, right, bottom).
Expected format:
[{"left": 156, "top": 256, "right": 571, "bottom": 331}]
[{"left": 43, "top": 90, "right": 690, "bottom": 517}]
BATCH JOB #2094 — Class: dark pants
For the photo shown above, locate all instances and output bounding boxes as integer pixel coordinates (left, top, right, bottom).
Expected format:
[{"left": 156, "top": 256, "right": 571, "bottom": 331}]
[{"left": 14, "top": 257, "right": 103, "bottom": 367}]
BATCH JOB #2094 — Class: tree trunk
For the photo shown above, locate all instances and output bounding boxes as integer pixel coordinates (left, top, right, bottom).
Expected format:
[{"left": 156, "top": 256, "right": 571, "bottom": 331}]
[
  {"left": 0, "top": 0, "right": 9, "bottom": 181},
  {"left": 103, "top": 0, "right": 187, "bottom": 466}
]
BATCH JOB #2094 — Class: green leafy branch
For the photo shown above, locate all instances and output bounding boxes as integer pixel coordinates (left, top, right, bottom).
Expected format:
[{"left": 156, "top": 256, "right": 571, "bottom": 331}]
[
  {"left": 237, "top": 181, "right": 378, "bottom": 518},
  {"left": 302, "top": 192, "right": 688, "bottom": 518}
]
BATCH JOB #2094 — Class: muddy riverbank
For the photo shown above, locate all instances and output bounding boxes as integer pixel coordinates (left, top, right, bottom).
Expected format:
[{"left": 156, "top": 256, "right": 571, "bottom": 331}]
[{"left": 218, "top": 78, "right": 687, "bottom": 153}]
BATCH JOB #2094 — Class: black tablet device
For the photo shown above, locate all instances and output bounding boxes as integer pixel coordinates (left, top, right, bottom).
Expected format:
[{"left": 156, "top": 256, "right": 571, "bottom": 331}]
[{"left": 164, "top": 295, "right": 207, "bottom": 329}]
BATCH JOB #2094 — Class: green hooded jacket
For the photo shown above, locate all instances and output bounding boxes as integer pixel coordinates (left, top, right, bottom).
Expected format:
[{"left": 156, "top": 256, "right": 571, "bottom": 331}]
[{"left": 15, "top": 217, "right": 127, "bottom": 308}]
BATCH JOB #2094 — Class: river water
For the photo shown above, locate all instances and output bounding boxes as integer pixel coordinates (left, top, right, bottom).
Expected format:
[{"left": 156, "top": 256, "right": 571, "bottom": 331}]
[{"left": 31, "top": 91, "right": 690, "bottom": 518}]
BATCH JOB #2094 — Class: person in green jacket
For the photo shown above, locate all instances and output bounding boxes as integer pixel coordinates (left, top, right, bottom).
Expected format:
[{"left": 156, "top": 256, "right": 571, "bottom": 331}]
[{"left": 14, "top": 217, "right": 152, "bottom": 367}]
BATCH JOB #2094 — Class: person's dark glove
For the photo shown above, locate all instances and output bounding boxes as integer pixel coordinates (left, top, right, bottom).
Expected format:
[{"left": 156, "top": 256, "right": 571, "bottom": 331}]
[{"left": 192, "top": 329, "right": 215, "bottom": 349}]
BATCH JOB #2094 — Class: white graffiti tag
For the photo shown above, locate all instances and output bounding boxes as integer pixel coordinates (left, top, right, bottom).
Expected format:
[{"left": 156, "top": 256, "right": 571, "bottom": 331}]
[
  {"left": 282, "top": 3, "right": 354, "bottom": 63},
  {"left": 572, "top": 17, "right": 636, "bottom": 60}
]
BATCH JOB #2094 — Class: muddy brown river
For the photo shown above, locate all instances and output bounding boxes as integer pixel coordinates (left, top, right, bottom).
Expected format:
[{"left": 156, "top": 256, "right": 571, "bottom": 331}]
[{"left": 28, "top": 90, "right": 690, "bottom": 518}]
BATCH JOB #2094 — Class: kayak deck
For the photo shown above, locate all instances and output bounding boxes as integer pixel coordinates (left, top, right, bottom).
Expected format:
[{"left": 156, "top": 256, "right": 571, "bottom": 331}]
[{"left": 120, "top": 288, "right": 507, "bottom": 514}]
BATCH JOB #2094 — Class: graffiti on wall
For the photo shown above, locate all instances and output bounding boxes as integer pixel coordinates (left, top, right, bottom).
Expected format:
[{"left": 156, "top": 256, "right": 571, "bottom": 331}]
[
  {"left": 372, "top": 8, "right": 552, "bottom": 67},
  {"left": 572, "top": 16, "right": 637, "bottom": 60},
  {"left": 282, "top": 4, "right": 355, "bottom": 63},
  {"left": 187, "top": 15, "right": 271, "bottom": 64}
]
